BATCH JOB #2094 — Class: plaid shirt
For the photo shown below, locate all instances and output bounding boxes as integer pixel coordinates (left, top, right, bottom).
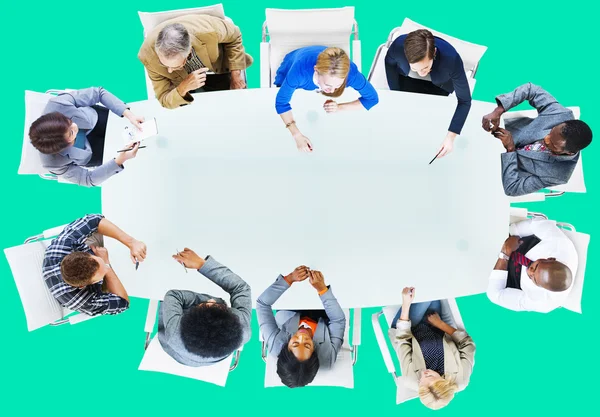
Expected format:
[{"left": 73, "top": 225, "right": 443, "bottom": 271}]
[{"left": 42, "top": 214, "right": 129, "bottom": 316}]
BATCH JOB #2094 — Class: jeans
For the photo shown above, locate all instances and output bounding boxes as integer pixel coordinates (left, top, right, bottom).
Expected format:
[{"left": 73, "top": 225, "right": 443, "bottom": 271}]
[{"left": 391, "top": 300, "right": 456, "bottom": 329}]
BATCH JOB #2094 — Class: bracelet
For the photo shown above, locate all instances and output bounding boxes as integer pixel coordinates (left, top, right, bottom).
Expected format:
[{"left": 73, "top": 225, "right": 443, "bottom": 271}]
[{"left": 285, "top": 121, "right": 296, "bottom": 129}]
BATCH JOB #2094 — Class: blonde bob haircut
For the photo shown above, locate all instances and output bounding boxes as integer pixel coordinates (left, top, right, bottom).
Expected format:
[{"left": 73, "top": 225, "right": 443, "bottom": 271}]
[
  {"left": 418, "top": 377, "right": 459, "bottom": 410},
  {"left": 314, "top": 47, "right": 350, "bottom": 98}
]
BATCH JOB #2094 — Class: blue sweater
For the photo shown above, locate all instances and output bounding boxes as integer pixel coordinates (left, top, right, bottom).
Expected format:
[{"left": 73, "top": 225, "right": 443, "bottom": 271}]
[
  {"left": 385, "top": 35, "right": 472, "bottom": 134},
  {"left": 274, "top": 46, "right": 379, "bottom": 114}
]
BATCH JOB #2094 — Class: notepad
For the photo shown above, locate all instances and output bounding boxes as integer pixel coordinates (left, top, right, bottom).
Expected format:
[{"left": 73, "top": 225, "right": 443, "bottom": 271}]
[{"left": 122, "top": 118, "right": 158, "bottom": 143}]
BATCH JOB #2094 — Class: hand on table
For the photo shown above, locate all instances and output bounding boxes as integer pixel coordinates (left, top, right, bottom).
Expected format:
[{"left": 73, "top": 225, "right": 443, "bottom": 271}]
[
  {"left": 91, "top": 245, "right": 110, "bottom": 264},
  {"left": 114, "top": 141, "right": 140, "bottom": 166},
  {"left": 501, "top": 236, "right": 522, "bottom": 256},
  {"left": 284, "top": 265, "right": 310, "bottom": 284},
  {"left": 309, "top": 270, "right": 328, "bottom": 293},
  {"left": 436, "top": 132, "right": 456, "bottom": 158},
  {"left": 493, "top": 128, "right": 516, "bottom": 152},
  {"left": 123, "top": 109, "right": 145, "bottom": 131},
  {"left": 293, "top": 134, "right": 313, "bottom": 153},
  {"left": 402, "top": 287, "right": 415, "bottom": 305},
  {"left": 230, "top": 70, "right": 247, "bottom": 89},
  {"left": 177, "top": 68, "right": 208, "bottom": 95},
  {"left": 323, "top": 100, "right": 339, "bottom": 113},
  {"left": 172, "top": 247, "right": 206, "bottom": 270},
  {"left": 128, "top": 239, "right": 147, "bottom": 264}
]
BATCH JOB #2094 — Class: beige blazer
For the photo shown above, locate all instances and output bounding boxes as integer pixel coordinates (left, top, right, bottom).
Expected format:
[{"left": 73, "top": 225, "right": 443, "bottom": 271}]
[
  {"left": 389, "top": 320, "right": 476, "bottom": 393},
  {"left": 138, "top": 14, "right": 253, "bottom": 109}
]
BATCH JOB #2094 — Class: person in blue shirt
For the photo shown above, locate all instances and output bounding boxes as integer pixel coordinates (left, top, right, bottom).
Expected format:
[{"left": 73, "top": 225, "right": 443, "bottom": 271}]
[
  {"left": 385, "top": 30, "right": 472, "bottom": 159},
  {"left": 274, "top": 46, "right": 379, "bottom": 152}
]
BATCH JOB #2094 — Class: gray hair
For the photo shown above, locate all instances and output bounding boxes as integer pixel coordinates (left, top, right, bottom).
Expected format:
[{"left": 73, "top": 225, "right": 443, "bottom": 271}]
[{"left": 155, "top": 23, "right": 191, "bottom": 59}]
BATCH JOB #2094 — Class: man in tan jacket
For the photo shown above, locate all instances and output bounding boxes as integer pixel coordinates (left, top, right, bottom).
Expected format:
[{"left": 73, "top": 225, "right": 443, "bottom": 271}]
[{"left": 138, "top": 14, "right": 253, "bottom": 109}]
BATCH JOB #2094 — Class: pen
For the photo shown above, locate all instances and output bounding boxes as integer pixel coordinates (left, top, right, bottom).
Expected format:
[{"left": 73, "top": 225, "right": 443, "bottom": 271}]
[
  {"left": 117, "top": 146, "right": 147, "bottom": 153},
  {"left": 176, "top": 248, "right": 188, "bottom": 273},
  {"left": 428, "top": 149, "right": 443, "bottom": 165},
  {"left": 135, "top": 261, "right": 139, "bottom": 271}
]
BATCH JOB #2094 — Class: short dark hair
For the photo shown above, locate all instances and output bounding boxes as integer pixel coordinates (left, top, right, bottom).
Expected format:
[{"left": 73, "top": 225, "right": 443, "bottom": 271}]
[
  {"left": 561, "top": 120, "right": 592, "bottom": 153},
  {"left": 61, "top": 252, "right": 100, "bottom": 287},
  {"left": 404, "top": 29, "right": 436, "bottom": 64},
  {"left": 180, "top": 304, "right": 243, "bottom": 358},
  {"left": 276, "top": 344, "right": 320, "bottom": 388},
  {"left": 29, "top": 112, "right": 72, "bottom": 154}
]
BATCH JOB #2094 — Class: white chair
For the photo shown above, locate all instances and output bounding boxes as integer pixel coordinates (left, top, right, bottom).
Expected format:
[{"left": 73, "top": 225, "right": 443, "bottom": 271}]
[
  {"left": 367, "top": 18, "right": 487, "bottom": 93},
  {"left": 260, "top": 308, "right": 361, "bottom": 388},
  {"left": 372, "top": 299, "right": 465, "bottom": 404},
  {"left": 508, "top": 208, "right": 590, "bottom": 313},
  {"left": 260, "top": 7, "right": 361, "bottom": 88},
  {"left": 139, "top": 299, "right": 241, "bottom": 386},
  {"left": 137, "top": 3, "right": 246, "bottom": 100},
  {"left": 3, "top": 224, "right": 98, "bottom": 331},
  {"left": 504, "top": 107, "right": 585, "bottom": 203}
]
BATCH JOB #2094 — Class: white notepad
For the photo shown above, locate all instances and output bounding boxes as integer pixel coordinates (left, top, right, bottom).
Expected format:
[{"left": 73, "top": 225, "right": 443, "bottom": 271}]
[{"left": 122, "top": 118, "right": 158, "bottom": 143}]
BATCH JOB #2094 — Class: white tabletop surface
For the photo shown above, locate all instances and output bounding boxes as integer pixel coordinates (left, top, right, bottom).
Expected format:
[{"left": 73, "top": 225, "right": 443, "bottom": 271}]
[{"left": 102, "top": 88, "right": 510, "bottom": 309}]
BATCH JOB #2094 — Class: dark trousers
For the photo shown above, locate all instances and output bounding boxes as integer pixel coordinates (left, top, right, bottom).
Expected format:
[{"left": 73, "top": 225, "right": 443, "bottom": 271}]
[
  {"left": 191, "top": 73, "right": 232, "bottom": 93},
  {"left": 393, "top": 75, "right": 450, "bottom": 97},
  {"left": 86, "top": 105, "right": 109, "bottom": 167}
]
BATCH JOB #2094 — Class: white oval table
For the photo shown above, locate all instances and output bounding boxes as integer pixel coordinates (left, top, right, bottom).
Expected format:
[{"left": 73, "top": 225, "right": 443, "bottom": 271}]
[{"left": 102, "top": 88, "right": 510, "bottom": 309}]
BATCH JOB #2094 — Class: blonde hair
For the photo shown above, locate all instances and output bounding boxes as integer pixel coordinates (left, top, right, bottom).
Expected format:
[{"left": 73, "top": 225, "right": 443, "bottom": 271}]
[
  {"left": 314, "top": 47, "right": 350, "bottom": 98},
  {"left": 418, "top": 376, "right": 459, "bottom": 410}
]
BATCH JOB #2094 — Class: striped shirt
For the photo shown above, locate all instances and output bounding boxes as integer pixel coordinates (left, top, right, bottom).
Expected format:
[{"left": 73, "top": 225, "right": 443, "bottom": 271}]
[
  {"left": 42, "top": 214, "right": 129, "bottom": 316},
  {"left": 183, "top": 48, "right": 205, "bottom": 74}
]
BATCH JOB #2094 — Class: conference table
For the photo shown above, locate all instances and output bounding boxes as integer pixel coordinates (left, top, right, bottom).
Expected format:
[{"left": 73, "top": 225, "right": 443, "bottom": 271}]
[{"left": 102, "top": 88, "right": 510, "bottom": 309}]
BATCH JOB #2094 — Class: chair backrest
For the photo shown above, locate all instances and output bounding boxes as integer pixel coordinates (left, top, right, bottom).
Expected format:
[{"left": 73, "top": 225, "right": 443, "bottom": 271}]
[
  {"left": 560, "top": 228, "right": 590, "bottom": 313},
  {"left": 20, "top": 91, "right": 53, "bottom": 175},
  {"left": 388, "top": 18, "right": 487, "bottom": 74},
  {"left": 503, "top": 106, "right": 585, "bottom": 193},
  {"left": 4, "top": 240, "right": 64, "bottom": 331},
  {"left": 264, "top": 309, "right": 354, "bottom": 388},
  {"left": 138, "top": 3, "right": 225, "bottom": 34},
  {"left": 139, "top": 336, "right": 234, "bottom": 386},
  {"left": 264, "top": 7, "right": 356, "bottom": 85}
]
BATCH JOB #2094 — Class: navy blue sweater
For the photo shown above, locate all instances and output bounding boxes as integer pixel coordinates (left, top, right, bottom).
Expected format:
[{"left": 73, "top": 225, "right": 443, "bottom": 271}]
[{"left": 385, "top": 35, "right": 472, "bottom": 134}]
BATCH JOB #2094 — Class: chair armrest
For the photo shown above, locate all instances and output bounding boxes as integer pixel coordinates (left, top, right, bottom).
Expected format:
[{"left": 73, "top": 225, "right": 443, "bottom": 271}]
[
  {"left": 352, "top": 40, "right": 361, "bottom": 72},
  {"left": 352, "top": 308, "right": 362, "bottom": 346},
  {"left": 260, "top": 42, "right": 271, "bottom": 88},
  {"left": 68, "top": 312, "right": 98, "bottom": 325},
  {"left": 145, "top": 299, "right": 159, "bottom": 333},
  {"left": 372, "top": 311, "right": 396, "bottom": 375},
  {"left": 509, "top": 193, "right": 546, "bottom": 204}
]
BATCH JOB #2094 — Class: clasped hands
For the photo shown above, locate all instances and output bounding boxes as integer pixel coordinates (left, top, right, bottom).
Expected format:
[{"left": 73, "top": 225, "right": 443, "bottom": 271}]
[
  {"left": 482, "top": 106, "right": 515, "bottom": 152},
  {"left": 284, "top": 265, "right": 328, "bottom": 293},
  {"left": 90, "top": 238, "right": 147, "bottom": 266}
]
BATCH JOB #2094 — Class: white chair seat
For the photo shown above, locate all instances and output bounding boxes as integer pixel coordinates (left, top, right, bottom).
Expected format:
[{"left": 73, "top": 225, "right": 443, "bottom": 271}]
[
  {"left": 139, "top": 336, "right": 234, "bottom": 386},
  {"left": 264, "top": 309, "right": 355, "bottom": 388},
  {"left": 559, "top": 228, "right": 589, "bottom": 313}
]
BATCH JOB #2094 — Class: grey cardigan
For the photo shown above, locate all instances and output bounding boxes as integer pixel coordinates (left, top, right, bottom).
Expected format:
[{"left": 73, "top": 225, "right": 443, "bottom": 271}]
[
  {"left": 41, "top": 87, "right": 128, "bottom": 186},
  {"left": 158, "top": 256, "right": 252, "bottom": 367},
  {"left": 256, "top": 275, "right": 346, "bottom": 369},
  {"left": 497, "top": 82, "right": 578, "bottom": 196}
]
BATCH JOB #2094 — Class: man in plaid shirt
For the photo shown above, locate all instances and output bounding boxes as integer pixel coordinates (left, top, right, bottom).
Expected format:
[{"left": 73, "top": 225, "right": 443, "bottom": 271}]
[{"left": 43, "top": 214, "right": 147, "bottom": 316}]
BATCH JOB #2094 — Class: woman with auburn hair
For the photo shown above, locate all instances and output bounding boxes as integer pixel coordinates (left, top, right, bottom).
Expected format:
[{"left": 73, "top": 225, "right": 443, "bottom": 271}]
[
  {"left": 274, "top": 46, "right": 379, "bottom": 152},
  {"left": 385, "top": 29, "right": 472, "bottom": 159},
  {"left": 389, "top": 287, "right": 476, "bottom": 410}
]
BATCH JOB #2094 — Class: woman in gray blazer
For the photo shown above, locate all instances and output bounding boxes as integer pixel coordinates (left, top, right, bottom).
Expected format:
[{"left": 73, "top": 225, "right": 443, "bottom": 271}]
[
  {"left": 389, "top": 287, "right": 476, "bottom": 410},
  {"left": 29, "top": 87, "right": 144, "bottom": 186},
  {"left": 256, "top": 266, "right": 346, "bottom": 388}
]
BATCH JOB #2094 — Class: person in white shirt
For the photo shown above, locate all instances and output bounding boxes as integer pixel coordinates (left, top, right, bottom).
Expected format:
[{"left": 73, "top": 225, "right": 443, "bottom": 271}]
[{"left": 487, "top": 218, "right": 578, "bottom": 313}]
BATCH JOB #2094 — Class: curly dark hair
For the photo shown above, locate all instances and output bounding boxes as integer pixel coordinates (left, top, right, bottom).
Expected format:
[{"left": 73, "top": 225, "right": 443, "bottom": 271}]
[
  {"left": 60, "top": 252, "right": 100, "bottom": 287},
  {"left": 276, "top": 343, "right": 320, "bottom": 388},
  {"left": 180, "top": 303, "right": 243, "bottom": 358},
  {"left": 29, "top": 112, "right": 72, "bottom": 154},
  {"left": 561, "top": 120, "right": 593, "bottom": 153}
]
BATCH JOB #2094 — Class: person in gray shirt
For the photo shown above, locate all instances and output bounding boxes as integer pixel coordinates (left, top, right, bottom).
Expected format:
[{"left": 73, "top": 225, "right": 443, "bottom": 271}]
[
  {"left": 28, "top": 87, "right": 145, "bottom": 186},
  {"left": 158, "top": 248, "right": 251, "bottom": 367},
  {"left": 481, "top": 82, "right": 592, "bottom": 196}
]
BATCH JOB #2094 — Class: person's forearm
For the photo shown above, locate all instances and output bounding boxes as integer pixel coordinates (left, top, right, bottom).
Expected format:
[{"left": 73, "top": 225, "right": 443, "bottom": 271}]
[
  {"left": 279, "top": 111, "right": 302, "bottom": 137},
  {"left": 400, "top": 303, "right": 411, "bottom": 321},
  {"left": 437, "top": 321, "right": 457, "bottom": 335},
  {"left": 103, "top": 269, "right": 129, "bottom": 302},
  {"left": 338, "top": 100, "right": 364, "bottom": 111},
  {"left": 494, "top": 258, "right": 509, "bottom": 271},
  {"left": 97, "top": 219, "right": 135, "bottom": 247}
]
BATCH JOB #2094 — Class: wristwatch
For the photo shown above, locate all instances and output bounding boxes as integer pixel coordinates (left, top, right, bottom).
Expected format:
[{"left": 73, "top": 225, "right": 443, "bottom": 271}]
[{"left": 498, "top": 252, "right": 510, "bottom": 261}]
